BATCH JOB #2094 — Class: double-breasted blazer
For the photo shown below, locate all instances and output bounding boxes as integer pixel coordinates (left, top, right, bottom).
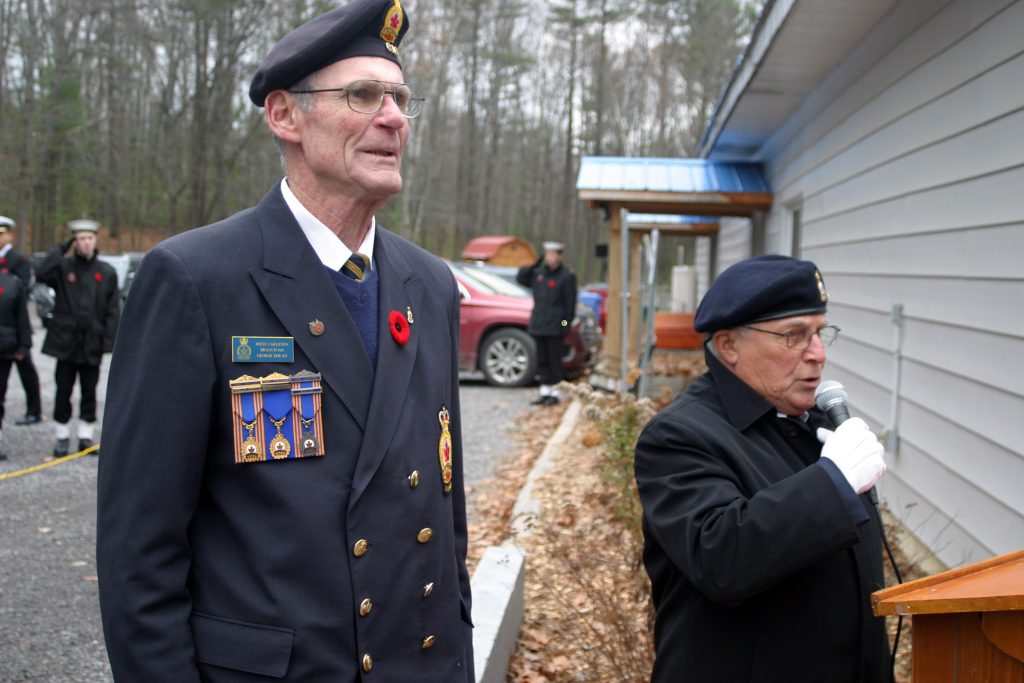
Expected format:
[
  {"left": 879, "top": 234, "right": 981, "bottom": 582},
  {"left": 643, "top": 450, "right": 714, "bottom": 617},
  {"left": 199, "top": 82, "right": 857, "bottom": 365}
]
[{"left": 97, "top": 186, "right": 473, "bottom": 682}]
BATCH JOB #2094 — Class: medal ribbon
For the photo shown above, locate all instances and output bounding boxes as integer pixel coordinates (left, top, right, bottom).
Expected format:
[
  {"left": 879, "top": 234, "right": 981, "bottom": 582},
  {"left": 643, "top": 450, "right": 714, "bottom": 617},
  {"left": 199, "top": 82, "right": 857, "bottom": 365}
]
[
  {"left": 291, "top": 377, "right": 324, "bottom": 457},
  {"left": 263, "top": 388, "right": 293, "bottom": 459},
  {"left": 231, "top": 390, "right": 265, "bottom": 464}
]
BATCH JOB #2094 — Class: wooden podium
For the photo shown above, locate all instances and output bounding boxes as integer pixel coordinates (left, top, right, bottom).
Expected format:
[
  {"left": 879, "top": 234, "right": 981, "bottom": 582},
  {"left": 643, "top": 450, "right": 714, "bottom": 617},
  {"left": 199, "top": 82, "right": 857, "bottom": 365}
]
[{"left": 873, "top": 548, "right": 1024, "bottom": 682}]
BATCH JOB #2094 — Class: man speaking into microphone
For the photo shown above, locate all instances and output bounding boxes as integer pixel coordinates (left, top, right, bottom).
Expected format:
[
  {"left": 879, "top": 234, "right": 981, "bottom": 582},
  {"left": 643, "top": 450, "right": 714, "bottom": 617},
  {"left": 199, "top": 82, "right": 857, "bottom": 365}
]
[{"left": 634, "top": 255, "right": 889, "bottom": 683}]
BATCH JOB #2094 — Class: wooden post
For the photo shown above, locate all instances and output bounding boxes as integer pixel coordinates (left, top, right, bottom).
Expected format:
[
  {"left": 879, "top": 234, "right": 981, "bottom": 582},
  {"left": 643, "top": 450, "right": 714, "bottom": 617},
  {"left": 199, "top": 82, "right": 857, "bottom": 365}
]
[
  {"left": 602, "top": 204, "right": 623, "bottom": 386},
  {"left": 628, "top": 230, "right": 644, "bottom": 364}
]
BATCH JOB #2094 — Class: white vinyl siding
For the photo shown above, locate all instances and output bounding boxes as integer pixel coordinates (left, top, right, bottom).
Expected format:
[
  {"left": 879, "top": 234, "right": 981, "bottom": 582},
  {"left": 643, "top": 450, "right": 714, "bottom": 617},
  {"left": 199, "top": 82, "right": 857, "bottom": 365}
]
[{"left": 757, "top": 0, "right": 1024, "bottom": 566}]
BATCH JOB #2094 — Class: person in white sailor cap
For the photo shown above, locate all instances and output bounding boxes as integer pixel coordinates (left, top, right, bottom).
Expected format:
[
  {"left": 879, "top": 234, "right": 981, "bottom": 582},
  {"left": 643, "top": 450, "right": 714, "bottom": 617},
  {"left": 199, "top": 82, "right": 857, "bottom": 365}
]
[
  {"left": 516, "top": 240, "right": 577, "bottom": 405},
  {"left": 0, "top": 215, "right": 43, "bottom": 428},
  {"left": 97, "top": 1, "right": 474, "bottom": 681},
  {"left": 36, "top": 218, "right": 119, "bottom": 459}
]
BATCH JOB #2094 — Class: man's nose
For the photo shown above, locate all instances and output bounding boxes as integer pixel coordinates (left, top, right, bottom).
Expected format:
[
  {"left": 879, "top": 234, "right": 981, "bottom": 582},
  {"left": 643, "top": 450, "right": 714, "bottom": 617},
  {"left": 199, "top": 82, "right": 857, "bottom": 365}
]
[
  {"left": 376, "top": 93, "right": 406, "bottom": 126},
  {"left": 804, "top": 332, "right": 827, "bottom": 362}
]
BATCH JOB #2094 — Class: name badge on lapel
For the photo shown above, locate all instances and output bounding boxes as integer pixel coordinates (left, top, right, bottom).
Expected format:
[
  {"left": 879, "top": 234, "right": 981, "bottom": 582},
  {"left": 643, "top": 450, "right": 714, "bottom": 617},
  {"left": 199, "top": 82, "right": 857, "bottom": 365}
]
[{"left": 232, "top": 336, "right": 295, "bottom": 363}]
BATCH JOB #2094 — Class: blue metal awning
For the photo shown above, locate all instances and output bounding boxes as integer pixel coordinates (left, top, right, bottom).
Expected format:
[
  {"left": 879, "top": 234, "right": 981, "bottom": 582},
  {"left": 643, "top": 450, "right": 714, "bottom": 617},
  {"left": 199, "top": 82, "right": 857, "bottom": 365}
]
[
  {"left": 627, "top": 214, "right": 721, "bottom": 225},
  {"left": 577, "top": 156, "right": 772, "bottom": 217}
]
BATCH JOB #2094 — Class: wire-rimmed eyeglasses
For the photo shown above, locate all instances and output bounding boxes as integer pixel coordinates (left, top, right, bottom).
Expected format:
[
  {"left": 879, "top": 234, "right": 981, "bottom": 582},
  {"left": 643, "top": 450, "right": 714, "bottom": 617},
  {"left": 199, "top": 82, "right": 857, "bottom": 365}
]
[
  {"left": 289, "top": 79, "right": 425, "bottom": 118},
  {"left": 743, "top": 324, "right": 840, "bottom": 350}
]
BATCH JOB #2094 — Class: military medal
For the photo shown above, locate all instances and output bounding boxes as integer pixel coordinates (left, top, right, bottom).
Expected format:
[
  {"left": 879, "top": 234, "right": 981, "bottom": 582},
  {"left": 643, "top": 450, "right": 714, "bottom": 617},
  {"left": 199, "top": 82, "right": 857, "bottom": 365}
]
[
  {"left": 290, "top": 370, "right": 325, "bottom": 459},
  {"left": 241, "top": 420, "right": 262, "bottom": 462},
  {"left": 261, "top": 373, "right": 294, "bottom": 460},
  {"left": 299, "top": 416, "right": 319, "bottom": 457},
  {"left": 437, "top": 407, "right": 453, "bottom": 494},
  {"left": 230, "top": 374, "right": 265, "bottom": 464},
  {"left": 268, "top": 415, "right": 291, "bottom": 459}
]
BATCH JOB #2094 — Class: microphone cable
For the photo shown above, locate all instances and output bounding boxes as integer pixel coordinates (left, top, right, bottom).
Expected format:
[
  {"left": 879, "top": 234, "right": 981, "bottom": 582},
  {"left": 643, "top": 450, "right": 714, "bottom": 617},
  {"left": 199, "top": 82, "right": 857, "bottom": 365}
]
[
  {"left": 817, "top": 381, "right": 904, "bottom": 682},
  {"left": 868, "top": 488, "right": 903, "bottom": 683}
]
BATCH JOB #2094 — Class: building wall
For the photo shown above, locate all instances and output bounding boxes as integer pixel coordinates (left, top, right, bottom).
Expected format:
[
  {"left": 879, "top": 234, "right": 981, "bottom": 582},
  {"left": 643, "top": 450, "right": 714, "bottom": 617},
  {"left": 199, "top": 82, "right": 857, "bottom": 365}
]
[{"left": 750, "top": 0, "right": 1024, "bottom": 567}]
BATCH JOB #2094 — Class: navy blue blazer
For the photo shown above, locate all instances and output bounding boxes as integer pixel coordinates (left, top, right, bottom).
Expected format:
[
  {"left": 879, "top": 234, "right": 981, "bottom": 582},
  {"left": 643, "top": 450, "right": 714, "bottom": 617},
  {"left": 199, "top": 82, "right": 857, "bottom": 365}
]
[{"left": 98, "top": 186, "right": 473, "bottom": 682}]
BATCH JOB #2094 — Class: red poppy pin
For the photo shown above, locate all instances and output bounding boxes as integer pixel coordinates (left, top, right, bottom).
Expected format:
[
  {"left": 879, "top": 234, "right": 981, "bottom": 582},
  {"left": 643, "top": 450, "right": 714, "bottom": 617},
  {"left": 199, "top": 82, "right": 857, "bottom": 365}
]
[
  {"left": 547, "top": 279, "right": 555, "bottom": 288},
  {"left": 389, "top": 310, "right": 410, "bottom": 346},
  {"left": 95, "top": 272, "right": 103, "bottom": 282}
]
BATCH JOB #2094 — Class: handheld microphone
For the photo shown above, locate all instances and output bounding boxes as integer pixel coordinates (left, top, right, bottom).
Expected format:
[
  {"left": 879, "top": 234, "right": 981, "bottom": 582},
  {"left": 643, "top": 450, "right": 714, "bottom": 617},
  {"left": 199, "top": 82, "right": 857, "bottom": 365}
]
[
  {"left": 815, "top": 380, "right": 850, "bottom": 427},
  {"left": 815, "top": 380, "right": 878, "bottom": 506}
]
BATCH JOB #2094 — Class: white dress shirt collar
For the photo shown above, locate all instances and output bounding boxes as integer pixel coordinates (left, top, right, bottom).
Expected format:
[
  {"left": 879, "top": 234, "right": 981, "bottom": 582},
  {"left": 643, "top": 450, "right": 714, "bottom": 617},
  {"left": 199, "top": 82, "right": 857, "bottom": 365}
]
[{"left": 280, "top": 178, "right": 375, "bottom": 272}]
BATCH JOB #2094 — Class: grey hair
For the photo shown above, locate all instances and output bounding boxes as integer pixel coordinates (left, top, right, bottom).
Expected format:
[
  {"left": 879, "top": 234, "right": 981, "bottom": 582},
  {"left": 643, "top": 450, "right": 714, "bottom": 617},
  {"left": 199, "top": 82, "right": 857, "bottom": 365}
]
[
  {"left": 271, "top": 76, "right": 317, "bottom": 162},
  {"left": 705, "top": 327, "right": 749, "bottom": 361}
]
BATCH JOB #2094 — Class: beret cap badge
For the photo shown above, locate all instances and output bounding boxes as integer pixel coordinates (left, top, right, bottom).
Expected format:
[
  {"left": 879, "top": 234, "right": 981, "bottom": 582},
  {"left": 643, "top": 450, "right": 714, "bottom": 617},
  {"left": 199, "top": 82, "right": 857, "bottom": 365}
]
[
  {"left": 815, "top": 270, "right": 828, "bottom": 302},
  {"left": 380, "top": 0, "right": 404, "bottom": 55}
]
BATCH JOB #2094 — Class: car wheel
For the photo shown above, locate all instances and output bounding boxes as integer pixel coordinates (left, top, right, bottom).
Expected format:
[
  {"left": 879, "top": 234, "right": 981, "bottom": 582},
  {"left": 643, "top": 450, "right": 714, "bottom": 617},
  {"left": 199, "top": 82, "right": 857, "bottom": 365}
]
[{"left": 479, "top": 327, "right": 536, "bottom": 387}]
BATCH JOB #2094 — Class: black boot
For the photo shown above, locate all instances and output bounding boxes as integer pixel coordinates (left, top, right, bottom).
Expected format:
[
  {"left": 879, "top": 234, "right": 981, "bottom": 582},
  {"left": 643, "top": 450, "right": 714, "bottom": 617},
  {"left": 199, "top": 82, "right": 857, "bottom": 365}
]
[
  {"left": 78, "top": 438, "right": 98, "bottom": 455},
  {"left": 15, "top": 414, "right": 41, "bottom": 426},
  {"left": 53, "top": 438, "right": 69, "bottom": 459}
]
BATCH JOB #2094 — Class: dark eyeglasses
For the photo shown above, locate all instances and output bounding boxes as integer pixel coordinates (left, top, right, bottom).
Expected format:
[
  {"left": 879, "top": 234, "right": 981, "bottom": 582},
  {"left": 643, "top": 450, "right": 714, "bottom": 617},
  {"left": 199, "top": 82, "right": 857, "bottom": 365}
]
[
  {"left": 289, "top": 79, "right": 424, "bottom": 118},
  {"left": 743, "top": 324, "right": 840, "bottom": 350}
]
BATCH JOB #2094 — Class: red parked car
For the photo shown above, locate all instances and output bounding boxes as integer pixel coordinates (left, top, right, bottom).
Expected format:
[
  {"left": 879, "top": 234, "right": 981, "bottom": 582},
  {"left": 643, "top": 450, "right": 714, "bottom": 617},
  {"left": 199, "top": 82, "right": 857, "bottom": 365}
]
[{"left": 448, "top": 261, "right": 602, "bottom": 387}]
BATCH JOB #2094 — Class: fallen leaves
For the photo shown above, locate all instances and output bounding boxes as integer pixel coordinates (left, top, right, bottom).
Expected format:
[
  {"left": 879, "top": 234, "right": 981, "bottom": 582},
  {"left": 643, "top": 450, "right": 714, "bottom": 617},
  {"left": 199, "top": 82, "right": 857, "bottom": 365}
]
[{"left": 468, "top": 387, "right": 655, "bottom": 682}]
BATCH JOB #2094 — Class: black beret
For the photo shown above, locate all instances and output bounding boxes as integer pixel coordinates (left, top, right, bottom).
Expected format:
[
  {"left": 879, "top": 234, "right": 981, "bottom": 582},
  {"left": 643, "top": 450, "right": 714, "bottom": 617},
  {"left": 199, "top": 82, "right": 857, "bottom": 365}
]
[
  {"left": 693, "top": 255, "right": 829, "bottom": 333},
  {"left": 249, "top": 0, "right": 410, "bottom": 107}
]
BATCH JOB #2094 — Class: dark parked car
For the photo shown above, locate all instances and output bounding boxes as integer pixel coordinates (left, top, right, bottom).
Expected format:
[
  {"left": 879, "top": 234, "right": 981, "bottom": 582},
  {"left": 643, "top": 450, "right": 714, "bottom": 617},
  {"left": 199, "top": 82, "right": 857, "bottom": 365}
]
[{"left": 448, "top": 260, "right": 601, "bottom": 387}]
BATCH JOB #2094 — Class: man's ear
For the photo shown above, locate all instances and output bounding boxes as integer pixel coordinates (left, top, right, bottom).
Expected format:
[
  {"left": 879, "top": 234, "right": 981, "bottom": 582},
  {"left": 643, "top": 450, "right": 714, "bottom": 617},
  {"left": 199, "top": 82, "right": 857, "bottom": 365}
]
[
  {"left": 712, "top": 329, "right": 741, "bottom": 366},
  {"left": 264, "top": 90, "right": 303, "bottom": 144}
]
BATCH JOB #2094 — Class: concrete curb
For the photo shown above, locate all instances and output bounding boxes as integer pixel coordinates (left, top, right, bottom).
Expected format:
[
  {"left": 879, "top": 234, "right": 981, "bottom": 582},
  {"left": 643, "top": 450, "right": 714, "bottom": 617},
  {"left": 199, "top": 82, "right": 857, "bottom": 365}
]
[
  {"left": 509, "top": 399, "right": 583, "bottom": 537},
  {"left": 470, "top": 545, "right": 526, "bottom": 683},
  {"left": 470, "top": 400, "right": 583, "bottom": 683}
]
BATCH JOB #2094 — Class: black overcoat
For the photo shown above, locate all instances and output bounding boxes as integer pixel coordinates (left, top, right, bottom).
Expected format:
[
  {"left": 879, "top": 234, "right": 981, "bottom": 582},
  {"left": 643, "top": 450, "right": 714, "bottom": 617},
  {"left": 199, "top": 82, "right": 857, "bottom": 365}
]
[
  {"left": 37, "top": 247, "right": 119, "bottom": 366},
  {"left": 634, "top": 351, "right": 889, "bottom": 683},
  {"left": 0, "top": 246, "right": 32, "bottom": 285},
  {"left": 0, "top": 270, "right": 31, "bottom": 359},
  {"left": 516, "top": 259, "right": 577, "bottom": 337},
  {"left": 97, "top": 186, "right": 473, "bottom": 683}
]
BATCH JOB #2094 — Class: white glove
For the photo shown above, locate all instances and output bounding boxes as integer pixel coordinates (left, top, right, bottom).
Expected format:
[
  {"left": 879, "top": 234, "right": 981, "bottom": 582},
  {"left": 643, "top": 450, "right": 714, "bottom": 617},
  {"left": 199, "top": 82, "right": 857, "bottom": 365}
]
[{"left": 816, "top": 417, "right": 886, "bottom": 495}]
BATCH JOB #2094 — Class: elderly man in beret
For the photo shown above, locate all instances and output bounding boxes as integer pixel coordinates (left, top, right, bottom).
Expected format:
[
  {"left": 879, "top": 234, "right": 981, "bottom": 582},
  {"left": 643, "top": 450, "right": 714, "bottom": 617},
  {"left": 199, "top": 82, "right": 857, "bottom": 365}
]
[
  {"left": 97, "top": 1, "right": 473, "bottom": 681},
  {"left": 634, "top": 255, "right": 889, "bottom": 683}
]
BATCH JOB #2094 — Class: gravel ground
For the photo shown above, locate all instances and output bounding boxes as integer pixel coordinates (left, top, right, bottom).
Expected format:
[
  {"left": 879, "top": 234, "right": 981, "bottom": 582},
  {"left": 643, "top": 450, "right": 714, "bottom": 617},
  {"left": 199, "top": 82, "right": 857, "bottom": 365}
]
[{"left": 0, "top": 311, "right": 537, "bottom": 682}]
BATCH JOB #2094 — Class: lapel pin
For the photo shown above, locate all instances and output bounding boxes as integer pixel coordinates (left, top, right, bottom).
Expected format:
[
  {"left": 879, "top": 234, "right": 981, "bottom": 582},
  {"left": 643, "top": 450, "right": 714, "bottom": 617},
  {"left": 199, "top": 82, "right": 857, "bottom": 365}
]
[
  {"left": 308, "top": 319, "right": 325, "bottom": 336},
  {"left": 407, "top": 306, "right": 414, "bottom": 324}
]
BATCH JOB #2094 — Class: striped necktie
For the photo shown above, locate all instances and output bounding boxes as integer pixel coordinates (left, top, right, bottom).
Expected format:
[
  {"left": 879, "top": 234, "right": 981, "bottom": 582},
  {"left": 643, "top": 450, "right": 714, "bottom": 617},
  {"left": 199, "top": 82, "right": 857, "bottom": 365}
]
[{"left": 342, "top": 252, "right": 370, "bottom": 282}]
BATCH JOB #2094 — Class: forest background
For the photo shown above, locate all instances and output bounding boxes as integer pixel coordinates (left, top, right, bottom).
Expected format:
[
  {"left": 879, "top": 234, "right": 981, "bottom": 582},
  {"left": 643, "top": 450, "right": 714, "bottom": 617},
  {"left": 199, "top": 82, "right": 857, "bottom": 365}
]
[{"left": 0, "top": 0, "right": 759, "bottom": 282}]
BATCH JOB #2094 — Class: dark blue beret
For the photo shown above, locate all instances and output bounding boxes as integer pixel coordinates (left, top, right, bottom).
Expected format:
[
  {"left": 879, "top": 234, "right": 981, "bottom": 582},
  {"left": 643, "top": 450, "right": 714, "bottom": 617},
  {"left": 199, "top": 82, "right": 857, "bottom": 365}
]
[
  {"left": 693, "top": 255, "right": 829, "bottom": 333},
  {"left": 249, "top": 0, "right": 410, "bottom": 107}
]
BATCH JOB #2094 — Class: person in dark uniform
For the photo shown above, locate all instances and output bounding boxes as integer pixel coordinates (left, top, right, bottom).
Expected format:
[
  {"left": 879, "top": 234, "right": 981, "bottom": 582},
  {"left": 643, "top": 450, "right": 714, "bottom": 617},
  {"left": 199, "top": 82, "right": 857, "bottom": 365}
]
[
  {"left": 516, "top": 241, "right": 577, "bottom": 405},
  {"left": 36, "top": 219, "right": 120, "bottom": 458},
  {"left": 0, "top": 266, "right": 33, "bottom": 460},
  {"left": 97, "top": 2, "right": 474, "bottom": 681},
  {"left": 0, "top": 216, "right": 43, "bottom": 426},
  {"left": 634, "top": 255, "right": 890, "bottom": 683}
]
